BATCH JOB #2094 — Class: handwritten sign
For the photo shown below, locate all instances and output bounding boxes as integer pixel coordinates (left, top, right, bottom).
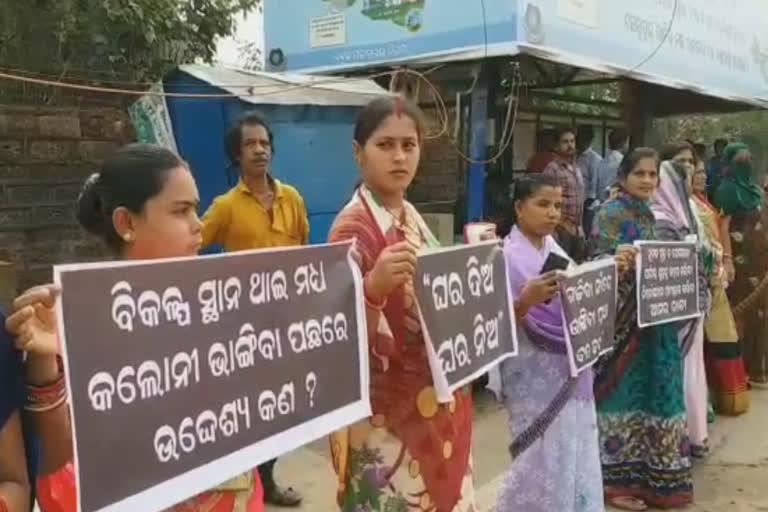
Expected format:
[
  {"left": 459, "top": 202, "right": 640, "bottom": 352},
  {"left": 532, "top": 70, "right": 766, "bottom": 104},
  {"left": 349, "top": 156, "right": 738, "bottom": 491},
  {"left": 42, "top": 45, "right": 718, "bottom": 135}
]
[
  {"left": 559, "top": 259, "right": 618, "bottom": 376},
  {"left": 635, "top": 240, "right": 701, "bottom": 327},
  {"left": 414, "top": 241, "right": 518, "bottom": 403},
  {"left": 54, "top": 242, "right": 370, "bottom": 512}
]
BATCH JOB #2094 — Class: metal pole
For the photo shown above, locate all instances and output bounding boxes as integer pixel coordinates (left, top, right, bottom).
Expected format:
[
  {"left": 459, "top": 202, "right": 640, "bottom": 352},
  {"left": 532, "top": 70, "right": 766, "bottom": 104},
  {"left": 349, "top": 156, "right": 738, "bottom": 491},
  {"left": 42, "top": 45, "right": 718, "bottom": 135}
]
[{"left": 467, "top": 63, "right": 490, "bottom": 222}]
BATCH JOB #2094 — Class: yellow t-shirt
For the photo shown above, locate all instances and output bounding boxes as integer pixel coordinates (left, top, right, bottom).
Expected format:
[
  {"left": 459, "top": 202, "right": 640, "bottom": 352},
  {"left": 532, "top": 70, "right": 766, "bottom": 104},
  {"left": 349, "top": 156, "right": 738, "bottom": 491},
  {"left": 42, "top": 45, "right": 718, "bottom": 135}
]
[{"left": 201, "top": 177, "right": 309, "bottom": 251}]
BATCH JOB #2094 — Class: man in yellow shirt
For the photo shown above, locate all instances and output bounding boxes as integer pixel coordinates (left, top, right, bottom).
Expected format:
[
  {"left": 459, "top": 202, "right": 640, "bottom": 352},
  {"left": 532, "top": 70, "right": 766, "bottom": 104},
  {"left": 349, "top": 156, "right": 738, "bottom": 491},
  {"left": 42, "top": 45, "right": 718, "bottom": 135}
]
[
  {"left": 201, "top": 111, "right": 307, "bottom": 507},
  {"left": 202, "top": 113, "right": 309, "bottom": 251}
]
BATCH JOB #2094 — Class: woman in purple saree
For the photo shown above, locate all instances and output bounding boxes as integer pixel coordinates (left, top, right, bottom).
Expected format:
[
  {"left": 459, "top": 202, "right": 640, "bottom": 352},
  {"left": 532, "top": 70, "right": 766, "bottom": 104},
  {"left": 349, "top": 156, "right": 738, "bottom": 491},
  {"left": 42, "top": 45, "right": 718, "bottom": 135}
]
[{"left": 491, "top": 174, "right": 605, "bottom": 512}]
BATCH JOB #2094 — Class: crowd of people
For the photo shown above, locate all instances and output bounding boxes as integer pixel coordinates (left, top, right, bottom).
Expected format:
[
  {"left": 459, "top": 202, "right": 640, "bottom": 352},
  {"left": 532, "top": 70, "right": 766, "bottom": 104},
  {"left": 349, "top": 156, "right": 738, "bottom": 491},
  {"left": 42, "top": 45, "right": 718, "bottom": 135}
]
[{"left": 0, "top": 97, "right": 766, "bottom": 512}]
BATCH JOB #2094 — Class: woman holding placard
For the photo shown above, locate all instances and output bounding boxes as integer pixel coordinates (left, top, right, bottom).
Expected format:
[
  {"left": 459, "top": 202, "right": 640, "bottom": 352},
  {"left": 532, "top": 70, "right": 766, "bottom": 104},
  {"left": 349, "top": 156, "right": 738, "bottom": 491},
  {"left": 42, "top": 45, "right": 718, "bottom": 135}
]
[
  {"left": 651, "top": 148, "right": 711, "bottom": 459},
  {"left": 590, "top": 148, "right": 693, "bottom": 511},
  {"left": 4, "top": 144, "right": 265, "bottom": 512},
  {"left": 492, "top": 174, "right": 604, "bottom": 512},
  {"left": 327, "top": 97, "right": 475, "bottom": 511},
  {"left": 713, "top": 143, "right": 768, "bottom": 386}
]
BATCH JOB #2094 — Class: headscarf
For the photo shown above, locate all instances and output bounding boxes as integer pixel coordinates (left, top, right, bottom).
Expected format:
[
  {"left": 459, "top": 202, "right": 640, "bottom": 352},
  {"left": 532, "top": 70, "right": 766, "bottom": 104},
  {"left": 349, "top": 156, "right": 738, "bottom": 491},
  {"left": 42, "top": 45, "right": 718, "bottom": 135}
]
[
  {"left": 650, "top": 160, "right": 695, "bottom": 233},
  {"left": 714, "top": 142, "right": 764, "bottom": 216},
  {"left": 503, "top": 225, "right": 569, "bottom": 343}
]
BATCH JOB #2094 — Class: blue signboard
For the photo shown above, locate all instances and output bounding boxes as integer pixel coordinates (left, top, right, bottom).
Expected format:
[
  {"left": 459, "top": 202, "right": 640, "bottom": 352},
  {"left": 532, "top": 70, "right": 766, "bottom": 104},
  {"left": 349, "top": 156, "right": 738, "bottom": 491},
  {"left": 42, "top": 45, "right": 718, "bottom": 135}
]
[
  {"left": 264, "top": 0, "right": 516, "bottom": 72},
  {"left": 518, "top": 0, "right": 768, "bottom": 102},
  {"left": 265, "top": 0, "right": 768, "bottom": 103}
]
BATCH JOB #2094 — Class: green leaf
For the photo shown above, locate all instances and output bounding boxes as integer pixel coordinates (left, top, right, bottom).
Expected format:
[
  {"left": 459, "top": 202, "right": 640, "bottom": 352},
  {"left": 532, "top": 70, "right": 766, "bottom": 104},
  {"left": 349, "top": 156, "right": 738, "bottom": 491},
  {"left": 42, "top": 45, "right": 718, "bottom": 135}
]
[
  {"left": 357, "top": 477, "right": 382, "bottom": 510},
  {"left": 0, "top": 0, "right": 260, "bottom": 84}
]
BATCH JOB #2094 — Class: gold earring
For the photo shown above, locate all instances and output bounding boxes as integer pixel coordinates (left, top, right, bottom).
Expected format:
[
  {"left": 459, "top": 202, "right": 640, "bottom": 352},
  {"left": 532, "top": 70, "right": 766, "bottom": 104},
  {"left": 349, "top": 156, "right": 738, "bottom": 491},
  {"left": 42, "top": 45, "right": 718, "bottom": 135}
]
[{"left": 123, "top": 232, "right": 134, "bottom": 242}]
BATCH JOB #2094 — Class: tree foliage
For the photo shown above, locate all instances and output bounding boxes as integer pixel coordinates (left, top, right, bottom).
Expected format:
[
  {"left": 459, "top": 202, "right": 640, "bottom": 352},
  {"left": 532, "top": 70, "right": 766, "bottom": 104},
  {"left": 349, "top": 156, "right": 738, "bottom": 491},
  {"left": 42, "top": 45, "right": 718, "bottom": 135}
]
[
  {"left": 652, "top": 111, "right": 768, "bottom": 175},
  {"left": 0, "top": 0, "right": 260, "bottom": 82}
]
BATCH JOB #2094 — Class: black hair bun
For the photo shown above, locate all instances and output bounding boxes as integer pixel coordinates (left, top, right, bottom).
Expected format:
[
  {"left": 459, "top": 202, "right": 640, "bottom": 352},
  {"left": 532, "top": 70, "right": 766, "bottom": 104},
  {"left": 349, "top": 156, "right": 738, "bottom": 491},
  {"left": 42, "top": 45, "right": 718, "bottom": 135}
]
[{"left": 76, "top": 173, "right": 107, "bottom": 235}]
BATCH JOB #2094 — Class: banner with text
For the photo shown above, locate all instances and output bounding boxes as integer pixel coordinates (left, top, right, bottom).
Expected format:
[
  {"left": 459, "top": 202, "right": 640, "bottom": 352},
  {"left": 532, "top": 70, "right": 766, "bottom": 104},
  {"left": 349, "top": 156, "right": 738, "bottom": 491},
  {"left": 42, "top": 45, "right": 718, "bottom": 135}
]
[
  {"left": 54, "top": 242, "right": 369, "bottom": 512},
  {"left": 559, "top": 258, "right": 617, "bottom": 376},
  {"left": 635, "top": 240, "right": 701, "bottom": 327},
  {"left": 414, "top": 241, "right": 518, "bottom": 403}
]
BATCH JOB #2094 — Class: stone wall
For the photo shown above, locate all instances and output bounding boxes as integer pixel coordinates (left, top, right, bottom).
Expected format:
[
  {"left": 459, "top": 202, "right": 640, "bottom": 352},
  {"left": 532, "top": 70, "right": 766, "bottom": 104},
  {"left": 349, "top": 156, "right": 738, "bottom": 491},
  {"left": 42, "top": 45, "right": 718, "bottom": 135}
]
[
  {"left": 0, "top": 100, "right": 462, "bottom": 300},
  {"left": 0, "top": 106, "right": 134, "bottom": 296}
]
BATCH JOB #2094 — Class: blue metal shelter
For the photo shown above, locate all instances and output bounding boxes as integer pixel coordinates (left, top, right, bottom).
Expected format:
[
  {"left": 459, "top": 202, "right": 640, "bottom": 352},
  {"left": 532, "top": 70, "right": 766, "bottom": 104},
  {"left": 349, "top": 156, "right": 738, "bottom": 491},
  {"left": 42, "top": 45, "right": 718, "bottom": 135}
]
[{"left": 161, "top": 64, "right": 389, "bottom": 246}]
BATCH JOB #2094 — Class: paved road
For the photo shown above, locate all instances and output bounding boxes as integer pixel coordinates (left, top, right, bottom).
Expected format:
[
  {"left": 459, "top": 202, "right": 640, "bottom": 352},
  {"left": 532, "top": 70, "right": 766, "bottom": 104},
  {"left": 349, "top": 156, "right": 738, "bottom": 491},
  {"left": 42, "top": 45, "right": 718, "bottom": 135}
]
[{"left": 267, "top": 389, "right": 768, "bottom": 511}]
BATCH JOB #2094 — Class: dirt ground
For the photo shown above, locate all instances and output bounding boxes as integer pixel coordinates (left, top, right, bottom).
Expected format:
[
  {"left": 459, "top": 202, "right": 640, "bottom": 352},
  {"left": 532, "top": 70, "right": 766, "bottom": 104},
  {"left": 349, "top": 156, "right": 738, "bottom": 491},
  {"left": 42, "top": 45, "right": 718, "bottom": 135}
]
[{"left": 267, "top": 389, "right": 768, "bottom": 511}]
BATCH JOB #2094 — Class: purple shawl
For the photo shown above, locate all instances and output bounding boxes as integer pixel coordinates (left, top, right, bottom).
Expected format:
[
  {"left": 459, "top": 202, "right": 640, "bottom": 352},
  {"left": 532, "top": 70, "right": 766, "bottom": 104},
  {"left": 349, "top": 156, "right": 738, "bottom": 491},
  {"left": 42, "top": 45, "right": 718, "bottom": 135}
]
[
  {"left": 497, "top": 227, "right": 594, "bottom": 460},
  {"left": 501, "top": 226, "right": 593, "bottom": 401},
  {"left": 504, "top": 226, "right": 569, "bottom": 344}
]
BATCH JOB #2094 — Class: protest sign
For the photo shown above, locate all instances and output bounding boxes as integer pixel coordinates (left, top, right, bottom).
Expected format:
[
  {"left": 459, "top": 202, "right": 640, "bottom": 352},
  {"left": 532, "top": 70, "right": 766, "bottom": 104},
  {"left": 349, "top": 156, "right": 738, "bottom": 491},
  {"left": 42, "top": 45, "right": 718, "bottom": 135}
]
[
  {"left": 635, "top": 240, "right": 701, "bottom": 327},
  {"left": 414, "top": 241, "right": 517, "bottom": 403},
  {"left": 559, "top": 258, "right": 618, "bottom": 376},
  {"left": 54, "top": 241, "right": 369, "bottom": 512}
]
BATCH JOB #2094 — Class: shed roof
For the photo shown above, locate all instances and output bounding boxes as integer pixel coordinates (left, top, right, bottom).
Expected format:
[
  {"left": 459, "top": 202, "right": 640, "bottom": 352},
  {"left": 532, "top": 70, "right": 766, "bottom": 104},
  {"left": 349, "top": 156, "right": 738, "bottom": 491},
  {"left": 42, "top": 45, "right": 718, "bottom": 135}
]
[{"left": 177, "top": 64, "right": 390, "bottom": 106}]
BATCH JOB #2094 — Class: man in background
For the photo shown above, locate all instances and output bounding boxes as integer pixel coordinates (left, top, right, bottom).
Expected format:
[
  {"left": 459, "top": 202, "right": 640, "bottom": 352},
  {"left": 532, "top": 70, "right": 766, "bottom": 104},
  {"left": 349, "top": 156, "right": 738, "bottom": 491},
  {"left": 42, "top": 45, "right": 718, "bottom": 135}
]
[
  {"left": 202, "top": 111, "right": 307, "bottom": 507},
  {"left": 707, "top": 137, "right": 728, "bottom": 199},
  {"left": 576, "top": 124, "right": 603, "bottom": 234},
  {"left": 595, "top": 128, "right": 630, "bottom": 203},
  {"left": 542, "top": 125, "right": 586, "bottom": 261}
]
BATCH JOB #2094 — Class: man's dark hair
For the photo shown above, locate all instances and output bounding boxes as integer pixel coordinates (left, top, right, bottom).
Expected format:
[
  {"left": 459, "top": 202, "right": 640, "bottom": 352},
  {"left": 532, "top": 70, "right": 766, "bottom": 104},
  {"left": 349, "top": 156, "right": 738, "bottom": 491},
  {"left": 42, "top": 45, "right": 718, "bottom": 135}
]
[
  {"left": 553, "top": 124, "right": 575, "bottom": 142},
  {"left": 225, "top": 111, "right": 274, "bottom": 165},
  {"left": 608, "top": 128, "right": 630, "bottom": 151}
]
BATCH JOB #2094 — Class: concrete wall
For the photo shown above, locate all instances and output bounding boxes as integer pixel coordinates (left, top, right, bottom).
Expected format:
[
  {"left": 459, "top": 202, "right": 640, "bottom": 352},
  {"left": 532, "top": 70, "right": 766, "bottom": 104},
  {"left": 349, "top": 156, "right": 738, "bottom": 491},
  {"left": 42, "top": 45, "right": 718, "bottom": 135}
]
[{"left": 0, "top": 106, "right": 134, "bottom": 297}]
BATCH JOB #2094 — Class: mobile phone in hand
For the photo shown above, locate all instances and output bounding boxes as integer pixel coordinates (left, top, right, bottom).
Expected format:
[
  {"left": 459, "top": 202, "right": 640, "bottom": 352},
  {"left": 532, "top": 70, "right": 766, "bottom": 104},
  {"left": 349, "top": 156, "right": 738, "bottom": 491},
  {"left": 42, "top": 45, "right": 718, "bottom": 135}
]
[{"left": 540, "top": 252, "right": 570, "bottom": 275}]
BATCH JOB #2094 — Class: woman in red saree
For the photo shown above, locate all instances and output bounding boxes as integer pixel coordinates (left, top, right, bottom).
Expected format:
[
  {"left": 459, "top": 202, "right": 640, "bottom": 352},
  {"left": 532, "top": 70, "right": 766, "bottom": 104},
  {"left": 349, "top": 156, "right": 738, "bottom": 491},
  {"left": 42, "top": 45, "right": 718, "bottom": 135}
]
[
  {"left": 328, "top": 97, "right": 475, "bottom": 511},
  {"left": 5, "top": 144, "right": 264, "bottom": 512}
]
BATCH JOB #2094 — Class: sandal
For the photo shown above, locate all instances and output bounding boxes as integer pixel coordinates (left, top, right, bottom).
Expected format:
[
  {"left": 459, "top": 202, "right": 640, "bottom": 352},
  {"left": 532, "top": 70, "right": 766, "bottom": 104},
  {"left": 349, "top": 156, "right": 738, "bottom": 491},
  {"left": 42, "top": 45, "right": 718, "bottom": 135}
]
[
  {"left": 691, "top": 443, "right": 710, "bottom": 459},
  {"left": 609, "top": 496, "right": 648, "bottom": 511},
  {"left": 264, "top": 485, "right": 303, "bottom": 507}
]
